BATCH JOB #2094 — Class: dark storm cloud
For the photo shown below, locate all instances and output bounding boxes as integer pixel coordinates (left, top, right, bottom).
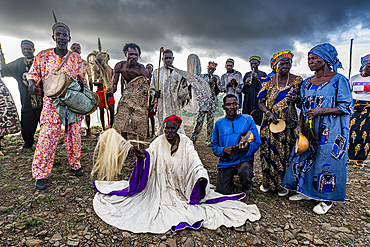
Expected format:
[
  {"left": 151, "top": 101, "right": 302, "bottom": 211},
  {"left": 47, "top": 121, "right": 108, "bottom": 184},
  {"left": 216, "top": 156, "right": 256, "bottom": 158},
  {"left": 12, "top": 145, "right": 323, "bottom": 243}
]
[{"left": 0, "top": 0, "right": 369, "bottom": 64}]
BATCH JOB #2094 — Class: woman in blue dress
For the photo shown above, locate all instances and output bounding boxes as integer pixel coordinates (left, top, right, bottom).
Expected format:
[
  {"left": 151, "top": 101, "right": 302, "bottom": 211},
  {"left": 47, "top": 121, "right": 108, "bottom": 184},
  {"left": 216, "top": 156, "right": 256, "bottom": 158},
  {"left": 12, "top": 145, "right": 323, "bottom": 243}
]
[{"left": 281, "top": 43, "right": 352, "bottom": 214}]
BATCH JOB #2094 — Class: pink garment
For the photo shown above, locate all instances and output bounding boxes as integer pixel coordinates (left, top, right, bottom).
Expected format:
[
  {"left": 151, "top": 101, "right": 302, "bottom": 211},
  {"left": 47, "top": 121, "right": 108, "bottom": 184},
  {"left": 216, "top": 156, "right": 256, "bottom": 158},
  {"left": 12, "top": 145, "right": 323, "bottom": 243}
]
[
  {"left": 27, "top": 48, "right": 86, "bottom": 125},
  {"left": 32, "top": 119, "right": 82, "bottom": 179},
  {"left": 27, "top": 48, "right": 86, "bottom": 179}
]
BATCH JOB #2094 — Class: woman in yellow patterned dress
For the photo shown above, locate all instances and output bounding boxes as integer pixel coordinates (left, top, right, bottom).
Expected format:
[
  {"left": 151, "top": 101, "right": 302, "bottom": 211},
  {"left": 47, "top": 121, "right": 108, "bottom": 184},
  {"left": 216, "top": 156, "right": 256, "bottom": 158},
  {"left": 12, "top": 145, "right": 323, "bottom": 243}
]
[{"left": 257, "top": 50, "right": 303, "bottom": 196}]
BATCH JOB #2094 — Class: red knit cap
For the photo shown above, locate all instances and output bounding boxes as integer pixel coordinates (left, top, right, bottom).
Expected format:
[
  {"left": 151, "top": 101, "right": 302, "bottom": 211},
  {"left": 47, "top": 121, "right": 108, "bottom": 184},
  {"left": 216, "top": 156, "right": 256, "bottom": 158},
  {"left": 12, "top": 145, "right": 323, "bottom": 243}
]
[{"left": 163, "top": 115, "right": 182, "bottom": 127}]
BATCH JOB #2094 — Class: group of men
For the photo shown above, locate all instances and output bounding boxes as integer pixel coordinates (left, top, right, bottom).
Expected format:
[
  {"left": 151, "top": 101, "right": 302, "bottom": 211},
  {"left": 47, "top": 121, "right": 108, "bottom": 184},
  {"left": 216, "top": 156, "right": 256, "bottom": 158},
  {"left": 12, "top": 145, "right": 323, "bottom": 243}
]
[
  {"left": 0, "top": 15, "right": 267, "bottom": 196},
  {"left": 190, "top": 56, "right": 268, "bottom": 146}
]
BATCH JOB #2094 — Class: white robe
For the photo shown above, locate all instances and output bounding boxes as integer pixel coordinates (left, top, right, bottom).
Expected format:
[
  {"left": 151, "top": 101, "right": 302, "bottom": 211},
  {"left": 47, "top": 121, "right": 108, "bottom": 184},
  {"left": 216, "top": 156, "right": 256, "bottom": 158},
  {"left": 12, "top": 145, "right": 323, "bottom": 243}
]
[
  {"left": 93, "top": 134, "right": 261, "bottom": 234},
  {"left": 150, "top": 67, "right": 190, "bottom": 135}
]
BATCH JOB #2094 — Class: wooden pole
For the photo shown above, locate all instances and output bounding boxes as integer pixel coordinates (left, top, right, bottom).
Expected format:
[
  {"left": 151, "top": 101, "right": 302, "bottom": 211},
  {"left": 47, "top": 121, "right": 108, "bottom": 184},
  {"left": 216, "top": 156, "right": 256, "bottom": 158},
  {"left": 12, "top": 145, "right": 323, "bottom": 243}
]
[
  {"left": 349, "top": 38, "right": 354, "bottom": 79},
  {"left": 157, "top": 47, "right": 164, "bottom": 91}
]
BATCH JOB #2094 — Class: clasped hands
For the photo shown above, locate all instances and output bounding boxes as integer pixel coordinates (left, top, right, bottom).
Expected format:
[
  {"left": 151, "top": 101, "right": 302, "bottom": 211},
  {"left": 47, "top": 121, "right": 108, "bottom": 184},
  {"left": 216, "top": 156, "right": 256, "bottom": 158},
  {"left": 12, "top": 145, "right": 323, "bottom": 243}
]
[{"left": 227, "top": 78, "right": 238, "bottom": 87}]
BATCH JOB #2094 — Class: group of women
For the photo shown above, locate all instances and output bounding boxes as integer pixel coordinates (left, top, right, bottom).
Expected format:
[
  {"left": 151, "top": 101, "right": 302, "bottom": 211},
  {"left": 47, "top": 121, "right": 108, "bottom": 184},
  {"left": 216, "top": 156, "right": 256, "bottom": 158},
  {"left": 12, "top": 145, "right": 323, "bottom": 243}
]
[{"left": 256, "top": 43, "right": 366, "bottom": 215}]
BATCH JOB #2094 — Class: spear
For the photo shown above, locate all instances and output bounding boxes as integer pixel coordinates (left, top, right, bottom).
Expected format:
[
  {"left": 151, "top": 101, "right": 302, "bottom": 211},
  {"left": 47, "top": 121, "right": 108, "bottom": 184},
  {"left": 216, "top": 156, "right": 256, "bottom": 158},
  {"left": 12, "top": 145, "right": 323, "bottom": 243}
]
[
  {"left": 348, "top": 38, "right": 354, "bottom": 79},
  {"left": 52, "top": 10, "right": 57, "bottom": 23},
  {"left": 152, "top": 47, "right": 164, "bottom": 115},
  {"left": 98, "top": 37, "right": 102, "bottom": 53}
]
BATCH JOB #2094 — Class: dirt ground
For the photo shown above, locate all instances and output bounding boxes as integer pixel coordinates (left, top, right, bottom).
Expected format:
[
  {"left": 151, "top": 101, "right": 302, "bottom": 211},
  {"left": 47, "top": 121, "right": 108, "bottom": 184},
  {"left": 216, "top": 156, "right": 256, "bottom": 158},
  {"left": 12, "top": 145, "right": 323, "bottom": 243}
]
[{"left": 0, "top": 124, "right": 370, "bottom": 247}]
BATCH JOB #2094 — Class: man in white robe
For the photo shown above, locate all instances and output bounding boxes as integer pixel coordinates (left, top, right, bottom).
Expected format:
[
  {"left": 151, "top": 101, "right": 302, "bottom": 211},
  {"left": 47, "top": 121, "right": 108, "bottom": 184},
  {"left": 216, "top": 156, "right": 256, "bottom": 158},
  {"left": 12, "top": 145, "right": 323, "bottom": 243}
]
[
  {"left": 93, "top": 115, "right": 260, "bottom": 233},
  {"left": 150, "top": 49, "right": 190, "bottom": 135}
]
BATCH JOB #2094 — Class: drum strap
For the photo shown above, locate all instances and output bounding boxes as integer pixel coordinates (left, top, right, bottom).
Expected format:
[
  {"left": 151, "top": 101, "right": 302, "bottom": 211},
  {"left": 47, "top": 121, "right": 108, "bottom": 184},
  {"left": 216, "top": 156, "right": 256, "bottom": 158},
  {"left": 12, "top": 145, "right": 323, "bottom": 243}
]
[
  {"left": 56, "top": 51, "right": 72, "bottom": 137},
  {"left": 56, "top": 51, "right": 72, "bottom": 72},
  {"left": 35, "top": 51, "right": 73, "bottom": 87}
]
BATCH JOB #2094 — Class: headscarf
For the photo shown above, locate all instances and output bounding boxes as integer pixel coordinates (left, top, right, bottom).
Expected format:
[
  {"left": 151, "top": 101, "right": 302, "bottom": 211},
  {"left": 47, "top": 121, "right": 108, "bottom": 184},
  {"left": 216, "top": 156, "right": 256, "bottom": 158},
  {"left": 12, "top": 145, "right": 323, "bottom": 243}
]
[
  {"left": 208, "top": 61, "right": 218, "bottom": 69},
  {"left": 360, "top": 54, "right": 370, "bottom": 72},
  {"left": 271, "top": 50, "right": 294, "bottom": 67},
  {"left": 309, "top": 43, "right": 343, "bottom": 72},
  {"left": 21, "top": 40, "right": 34, "bottom": 49},
  {"left": 249, "top": 56, "right": 261, "bottom": 63},
  {"left": 163, "top": 115, "right": 182, "bottom": 128},
  {"left": 52, "top": 22, "right": 70, "bottom": 36}
]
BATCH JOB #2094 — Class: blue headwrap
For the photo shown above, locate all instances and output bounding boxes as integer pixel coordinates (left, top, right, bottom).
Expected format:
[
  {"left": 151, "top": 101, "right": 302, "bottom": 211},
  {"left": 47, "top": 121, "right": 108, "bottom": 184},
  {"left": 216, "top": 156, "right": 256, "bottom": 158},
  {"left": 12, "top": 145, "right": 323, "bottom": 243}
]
[
  {"left": 309, "top": 43, "right": 343, "bottom": 72},
  {"left": 360, "top": 54, "right": 370, "bottom": 72},
  {"left": 21, "top": 40, "right": 35, "bottom": 49}
]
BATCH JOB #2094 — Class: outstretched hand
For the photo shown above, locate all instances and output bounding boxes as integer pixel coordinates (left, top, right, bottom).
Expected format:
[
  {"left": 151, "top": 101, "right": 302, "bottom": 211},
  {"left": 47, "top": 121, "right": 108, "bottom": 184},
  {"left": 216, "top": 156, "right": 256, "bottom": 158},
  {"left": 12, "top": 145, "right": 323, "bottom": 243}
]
[{"left": 132, "top": 146, "right": 146, "bottom": 160}]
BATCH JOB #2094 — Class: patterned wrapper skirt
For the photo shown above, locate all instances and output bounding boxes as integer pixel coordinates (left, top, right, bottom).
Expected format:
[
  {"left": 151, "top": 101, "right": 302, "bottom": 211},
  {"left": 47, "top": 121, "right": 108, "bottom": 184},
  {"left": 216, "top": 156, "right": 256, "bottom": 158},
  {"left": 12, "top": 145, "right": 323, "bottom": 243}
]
[{"left": 348, "top": 99, "right": 370, "bottom": 161}]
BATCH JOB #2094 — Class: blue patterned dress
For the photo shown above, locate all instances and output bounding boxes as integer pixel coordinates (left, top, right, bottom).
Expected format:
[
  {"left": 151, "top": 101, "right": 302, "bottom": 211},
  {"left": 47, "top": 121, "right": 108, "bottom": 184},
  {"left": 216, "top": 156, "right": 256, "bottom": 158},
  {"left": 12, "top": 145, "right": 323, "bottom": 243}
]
[{"left": 281, "top": 73, "right": 352, "bottom": 202}]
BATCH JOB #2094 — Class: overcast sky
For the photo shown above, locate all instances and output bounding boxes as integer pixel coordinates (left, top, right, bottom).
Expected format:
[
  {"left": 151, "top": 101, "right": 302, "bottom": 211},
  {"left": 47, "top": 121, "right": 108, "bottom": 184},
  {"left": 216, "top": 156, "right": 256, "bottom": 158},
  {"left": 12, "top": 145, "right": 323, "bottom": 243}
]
[
  {"left": 1, "top": 0, "right": 370, "bottom": 66},
  {"left": 1, "top": 0, "right": 370, "bottom": 120}
]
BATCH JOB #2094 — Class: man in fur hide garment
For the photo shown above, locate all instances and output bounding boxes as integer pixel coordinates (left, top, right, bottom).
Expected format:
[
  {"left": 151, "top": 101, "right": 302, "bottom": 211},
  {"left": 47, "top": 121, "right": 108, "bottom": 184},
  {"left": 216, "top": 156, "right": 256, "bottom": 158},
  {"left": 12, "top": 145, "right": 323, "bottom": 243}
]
[
  {"left": 112, "top": 43, "right": 149, "bottom": 138},
  {"left": 92, "top": 115, "right": 260, "bottom": 233}
]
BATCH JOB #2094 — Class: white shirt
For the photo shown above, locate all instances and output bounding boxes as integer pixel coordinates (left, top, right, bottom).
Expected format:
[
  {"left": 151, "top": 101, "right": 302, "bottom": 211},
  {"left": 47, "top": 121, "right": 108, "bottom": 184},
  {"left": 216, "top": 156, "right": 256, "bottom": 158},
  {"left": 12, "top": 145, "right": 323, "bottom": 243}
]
[{"left": 350, "top": 74, "right": 370, "bottom": 101}]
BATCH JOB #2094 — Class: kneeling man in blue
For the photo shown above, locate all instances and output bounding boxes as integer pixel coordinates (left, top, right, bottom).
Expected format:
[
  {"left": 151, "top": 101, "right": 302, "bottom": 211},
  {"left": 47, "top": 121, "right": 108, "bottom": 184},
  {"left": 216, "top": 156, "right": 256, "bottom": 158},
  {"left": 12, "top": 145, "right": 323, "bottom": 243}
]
[{"left": 211, "top": 94, "right": 261, "bottom": 194}]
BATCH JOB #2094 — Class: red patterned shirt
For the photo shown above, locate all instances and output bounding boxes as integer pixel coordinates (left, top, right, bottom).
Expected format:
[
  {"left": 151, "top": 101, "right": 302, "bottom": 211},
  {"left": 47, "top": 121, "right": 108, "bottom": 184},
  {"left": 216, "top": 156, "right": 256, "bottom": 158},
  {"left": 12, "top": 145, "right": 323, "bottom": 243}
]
[{"left": 27, "top": 48, "right": 85, "bottom": 124}]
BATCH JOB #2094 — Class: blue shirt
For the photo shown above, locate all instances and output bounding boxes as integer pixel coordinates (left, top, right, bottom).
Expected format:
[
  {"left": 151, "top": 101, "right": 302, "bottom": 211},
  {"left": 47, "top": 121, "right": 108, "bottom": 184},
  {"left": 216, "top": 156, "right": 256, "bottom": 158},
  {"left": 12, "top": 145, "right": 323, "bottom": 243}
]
[{"left": 211, "top": 114, "right": 261, "bottom": 168}]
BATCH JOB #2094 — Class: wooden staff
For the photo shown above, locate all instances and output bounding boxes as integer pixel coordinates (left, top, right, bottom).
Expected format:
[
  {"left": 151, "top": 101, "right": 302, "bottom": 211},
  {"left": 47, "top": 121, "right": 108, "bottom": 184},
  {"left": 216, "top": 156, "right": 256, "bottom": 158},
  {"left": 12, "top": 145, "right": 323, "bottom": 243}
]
[
  {"left": 348, "top": 38, "right": 354, "bottom": 79},
  {"left": 153, "top": 47, "right": 164, "bottom": 114},
  {"left": 157, "top": 47, "right": 164, "bottom": 90}
]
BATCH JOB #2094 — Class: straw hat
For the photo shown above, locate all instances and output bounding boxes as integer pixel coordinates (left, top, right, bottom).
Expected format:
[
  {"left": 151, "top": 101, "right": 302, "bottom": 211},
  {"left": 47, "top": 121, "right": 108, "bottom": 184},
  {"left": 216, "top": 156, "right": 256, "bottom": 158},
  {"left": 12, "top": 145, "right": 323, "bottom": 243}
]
[
  {"left": 295, "top": 134, "right": 309, "bottom": 153},
  {"left": 269, "top": 119, "right": 286, "bottom": 133}
]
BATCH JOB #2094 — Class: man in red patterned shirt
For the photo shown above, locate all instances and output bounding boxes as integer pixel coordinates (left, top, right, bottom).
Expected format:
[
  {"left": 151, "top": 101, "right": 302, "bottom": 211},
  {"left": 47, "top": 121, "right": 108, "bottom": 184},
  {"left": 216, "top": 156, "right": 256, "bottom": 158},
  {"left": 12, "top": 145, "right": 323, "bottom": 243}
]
[{"left": 28, "top": 21, "right": 85, "bottom": 190}]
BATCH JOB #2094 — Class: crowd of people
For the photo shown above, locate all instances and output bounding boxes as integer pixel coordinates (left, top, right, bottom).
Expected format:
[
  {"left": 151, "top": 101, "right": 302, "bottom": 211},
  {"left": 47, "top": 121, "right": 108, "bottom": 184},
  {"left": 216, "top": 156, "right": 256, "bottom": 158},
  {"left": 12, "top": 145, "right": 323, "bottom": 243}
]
[{"left": 0, "top": 17, "right": 369, "bottom": 233}]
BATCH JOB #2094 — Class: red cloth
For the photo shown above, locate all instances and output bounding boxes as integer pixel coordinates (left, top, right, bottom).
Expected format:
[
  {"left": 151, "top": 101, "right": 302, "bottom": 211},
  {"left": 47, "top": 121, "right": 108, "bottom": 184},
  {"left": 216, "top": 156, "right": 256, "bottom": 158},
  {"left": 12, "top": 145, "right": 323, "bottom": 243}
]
[
  {"left": 163, "top": 115, "right": 182, "bottom": 127},
  {"left": 97, "top": 90, "right": 115, "bottom": 107}
]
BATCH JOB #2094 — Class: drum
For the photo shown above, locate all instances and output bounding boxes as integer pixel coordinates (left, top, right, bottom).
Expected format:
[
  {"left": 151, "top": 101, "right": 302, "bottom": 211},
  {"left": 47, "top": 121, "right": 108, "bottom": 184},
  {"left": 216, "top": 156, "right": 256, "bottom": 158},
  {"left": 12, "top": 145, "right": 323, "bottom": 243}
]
[
  {"left": 44, "top": 72, "right": 73, "bottom": 99},
  {"left": 59, "top": 78, "right": 99, "bottom": 115}
]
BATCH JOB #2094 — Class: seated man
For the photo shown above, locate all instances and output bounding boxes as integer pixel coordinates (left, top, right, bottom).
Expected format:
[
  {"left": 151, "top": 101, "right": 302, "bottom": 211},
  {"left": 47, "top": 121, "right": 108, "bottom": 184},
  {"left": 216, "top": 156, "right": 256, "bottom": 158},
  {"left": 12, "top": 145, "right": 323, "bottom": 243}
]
[
  {"left": 211, "top": 94, "right": 261, "bottom": 194},
  {"left": 92, "top": 115, "right": 260, "bottom": 233}
]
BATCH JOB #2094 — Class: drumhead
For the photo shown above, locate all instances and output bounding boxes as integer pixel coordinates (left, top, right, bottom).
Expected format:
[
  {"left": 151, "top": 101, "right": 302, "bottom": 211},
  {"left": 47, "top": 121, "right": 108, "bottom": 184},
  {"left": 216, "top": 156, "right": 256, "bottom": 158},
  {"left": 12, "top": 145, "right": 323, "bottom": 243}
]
[{"left": 44, "top": 72, "right": 73, "bottom": 98}]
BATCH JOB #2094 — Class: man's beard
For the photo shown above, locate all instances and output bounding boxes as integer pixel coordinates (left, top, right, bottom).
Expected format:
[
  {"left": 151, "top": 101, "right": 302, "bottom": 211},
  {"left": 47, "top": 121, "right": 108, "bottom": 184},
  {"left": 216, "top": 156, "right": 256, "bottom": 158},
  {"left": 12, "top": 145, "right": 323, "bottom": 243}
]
[
  {"left": 227, "top": 108, "right": 238, "bottom": 117},
  {"left": 128, "top": 59, "right": 137, "bottom": 67},
  {"left": 57, "top": 41, "right": 68, "bottom": 50}
]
